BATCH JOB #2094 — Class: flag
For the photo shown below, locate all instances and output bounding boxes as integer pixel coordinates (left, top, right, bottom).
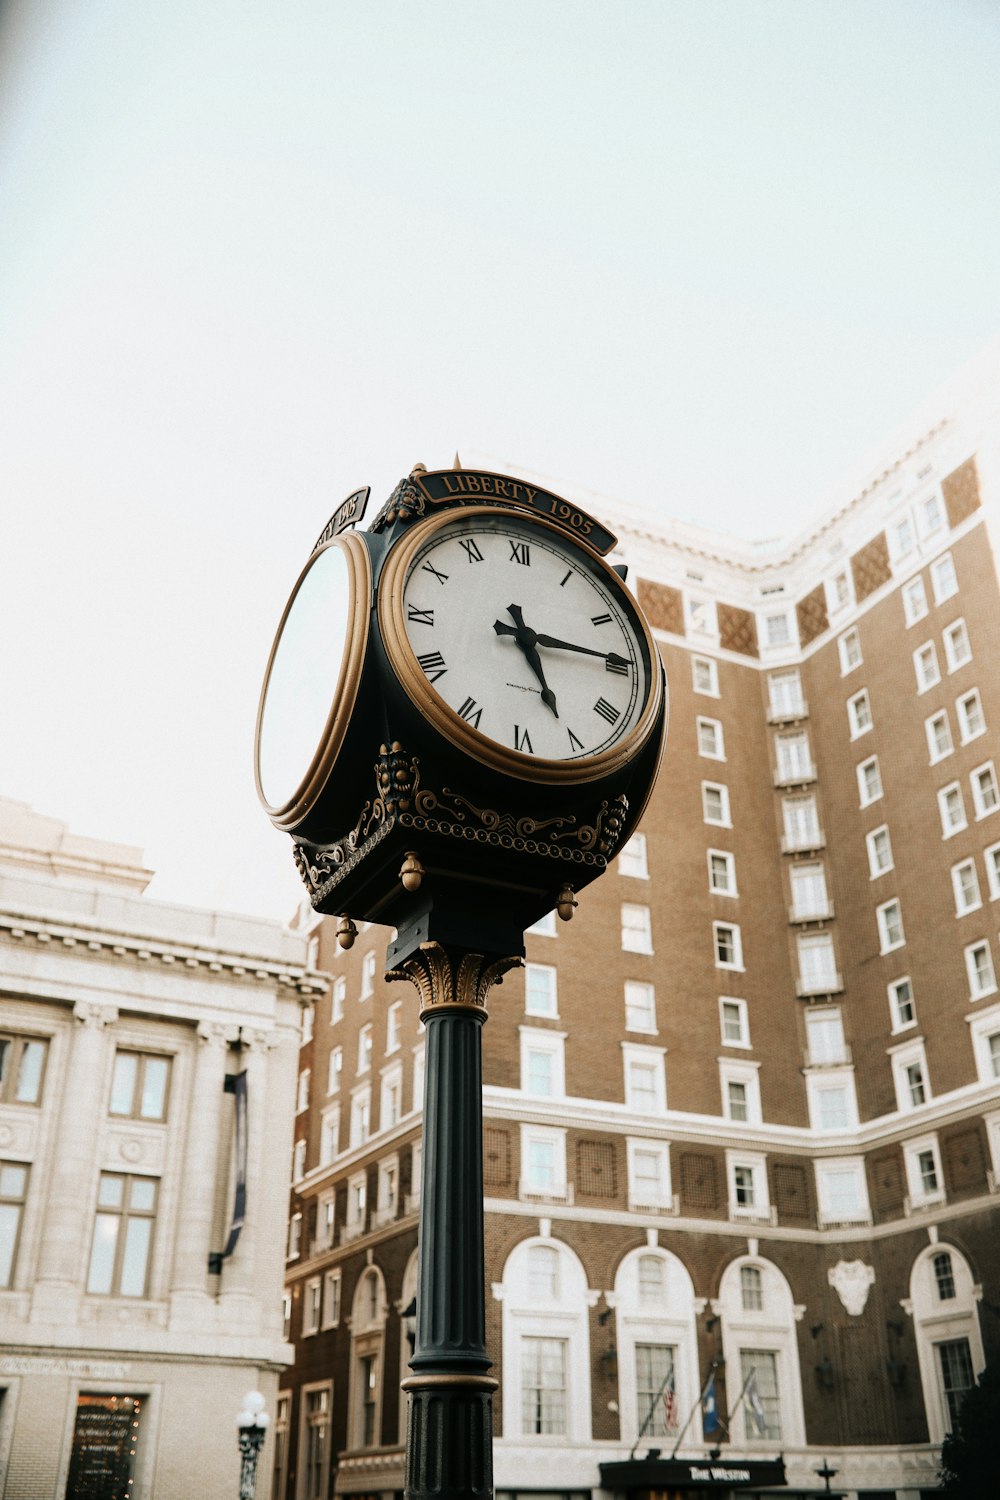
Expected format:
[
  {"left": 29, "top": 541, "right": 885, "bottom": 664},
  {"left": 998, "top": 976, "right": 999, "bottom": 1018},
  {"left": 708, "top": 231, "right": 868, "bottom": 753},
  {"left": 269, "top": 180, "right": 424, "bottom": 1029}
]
[
  {"left": 663, "top": 1369, "right": 679, "bottom": 1433},
  {"left": 745, "top": 1371, "right": 767, "bottom": 1436},
  {"left": 702, "top": 1372, "right": 720, "bottom": 1435}
]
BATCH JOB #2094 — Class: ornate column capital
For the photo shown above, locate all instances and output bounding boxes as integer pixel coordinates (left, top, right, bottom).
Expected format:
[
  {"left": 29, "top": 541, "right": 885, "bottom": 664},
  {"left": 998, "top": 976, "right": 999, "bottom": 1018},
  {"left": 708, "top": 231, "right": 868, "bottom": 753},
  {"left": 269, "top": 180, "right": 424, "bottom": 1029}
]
[
  {"left": 196, "top": 1020, "right": 239, "bottom": 1048},
  {"left": 386, "top": 941, "right": 521, "bottom": 1021},
  {"left": 72, "top": 1001, "right": 118, "bottom": 1029}
]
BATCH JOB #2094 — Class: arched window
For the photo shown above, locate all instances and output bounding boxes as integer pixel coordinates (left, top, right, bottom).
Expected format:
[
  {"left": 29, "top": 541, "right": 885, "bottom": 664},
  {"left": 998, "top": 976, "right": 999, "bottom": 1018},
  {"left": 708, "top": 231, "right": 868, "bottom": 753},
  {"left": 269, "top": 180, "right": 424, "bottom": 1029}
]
[
  {"left": 613, "top": 1246, "right": 701, "bottom": 1449},
  {"left": 349, "top": 1266, "right": 387, "bottom": 1451},
  {"left": 717, "top": 1256, "right": 805, "bottom": 1448},
  {"left": 908, "top": 1242, "right": 984, "bottom": 1443},
  {"left": 498, "top": 1236, "right": 591, "bottom": 1443}
]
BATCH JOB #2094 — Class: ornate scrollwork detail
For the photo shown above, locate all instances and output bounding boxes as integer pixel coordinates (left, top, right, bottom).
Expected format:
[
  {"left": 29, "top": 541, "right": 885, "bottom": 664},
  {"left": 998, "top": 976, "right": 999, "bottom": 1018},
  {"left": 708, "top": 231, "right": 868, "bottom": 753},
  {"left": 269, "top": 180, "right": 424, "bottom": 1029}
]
[
  {"left": 413, "top": 784, "right": 573, "bottom": 841},
  {"left": 365, "top": 742, "right": 420, "bottom": 835},
  {"left": 554, "top": 792, "right": 629, "bottom": 858},
  {"left": 370, "top": 475, "right": 428, "bottom": 533},
  {"left": 385, "top": 941, "right": 522, "bottom": 1018},
  {"left": 292, "top": 840, "right": 343, "bottom": 896}
]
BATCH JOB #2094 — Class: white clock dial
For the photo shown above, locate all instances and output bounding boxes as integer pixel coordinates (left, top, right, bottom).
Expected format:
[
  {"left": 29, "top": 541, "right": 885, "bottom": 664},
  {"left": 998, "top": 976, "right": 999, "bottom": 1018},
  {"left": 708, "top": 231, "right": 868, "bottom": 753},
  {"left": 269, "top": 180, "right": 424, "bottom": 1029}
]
[{"left": 394, "top": 511, "right": 653, "bottom": 765}]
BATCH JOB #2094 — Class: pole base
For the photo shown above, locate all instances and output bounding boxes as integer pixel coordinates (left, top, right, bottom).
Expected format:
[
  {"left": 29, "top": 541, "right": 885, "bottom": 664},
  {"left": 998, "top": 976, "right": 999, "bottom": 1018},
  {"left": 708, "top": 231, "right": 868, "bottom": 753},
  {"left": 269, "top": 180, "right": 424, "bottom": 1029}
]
[{"left": 402, "top": 1374, "right": 498, "bottom": 1500}]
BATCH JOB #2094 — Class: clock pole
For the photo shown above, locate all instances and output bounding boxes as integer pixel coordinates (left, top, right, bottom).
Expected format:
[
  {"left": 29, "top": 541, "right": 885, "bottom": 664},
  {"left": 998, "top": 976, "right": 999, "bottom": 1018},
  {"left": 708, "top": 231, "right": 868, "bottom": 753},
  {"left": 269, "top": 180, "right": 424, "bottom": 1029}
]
[{"left": 387, "top": 940, "right": 520, "bottom": 1500}]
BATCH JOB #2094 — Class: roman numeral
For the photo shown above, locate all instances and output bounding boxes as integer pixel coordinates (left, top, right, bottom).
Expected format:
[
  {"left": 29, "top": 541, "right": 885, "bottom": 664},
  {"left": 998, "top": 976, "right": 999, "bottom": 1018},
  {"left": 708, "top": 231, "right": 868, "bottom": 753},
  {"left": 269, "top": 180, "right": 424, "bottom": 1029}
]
[
  {"left": 514, "top": 725, "right": 533, "bottom": 753},
  {"left": 567, "top": 728, "right": 584, "bottom": 752},
  {"left": 421, "top": 560, "right": 449, "bottom": 585},
  {"left": 460, "top": 538, "right": 484, "bottom": 563},
  {"left": 417, "top": 651, "right": 447, "bottom": 683},
  {"left": 457, "top": 696, "right": 483, "bottom": 728},
  {"left": 560, "top": 569, "right": 572, "bottom": 588},
  {"left": 606, "top": 654, "right": 629, "bottom": 676},
  {"left": 591, "top": 612, "right": 612, "bottom": 626},
  {"left": 508, "top": 541, "right": 531, "bottom": 565},
  {"left": 407, "top": 605, "right": 434, "bottom": 626},
  {"left": 594, "top": 697, "right": 621, "bottom": 725}
]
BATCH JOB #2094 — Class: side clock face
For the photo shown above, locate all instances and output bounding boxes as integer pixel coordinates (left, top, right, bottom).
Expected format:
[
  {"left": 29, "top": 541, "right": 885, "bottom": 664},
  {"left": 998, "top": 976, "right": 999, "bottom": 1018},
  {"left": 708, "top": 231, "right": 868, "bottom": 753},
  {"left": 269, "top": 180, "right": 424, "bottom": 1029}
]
[{"left": 379, "top": 508, "right": 661, "bottom": 782}]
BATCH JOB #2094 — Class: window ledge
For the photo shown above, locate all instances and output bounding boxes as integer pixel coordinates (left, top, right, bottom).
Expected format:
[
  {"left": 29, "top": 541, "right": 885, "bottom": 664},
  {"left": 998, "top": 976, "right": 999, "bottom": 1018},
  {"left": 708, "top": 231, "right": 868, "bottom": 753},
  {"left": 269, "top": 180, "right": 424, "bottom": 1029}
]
[
  {"left": 774, "top": 764, "right": 817, "bottom": 787},
  {"left": 796, "top": 974, "right": 844, "bottom": 997},
  {"left": 788, "top": 902, "right": 834, "bottom": 923},
  {"left": 767, "top": 703, "right": 809, "bottom": 725},
  {"left": 782, "top": 832, "right": 826, "bottom": 854},
  {"left": 627, "top": 1193, "right": 680, "bottom": 1216},
  {"left": 518, "top": 1182, "right": 574, "bottom": 1205},
  {"left": 729, "top": 1204, "right": 777, "bottom": 1227},
  {"left": 904, "top": 1192, "right": 946, "bottom": 1216}
]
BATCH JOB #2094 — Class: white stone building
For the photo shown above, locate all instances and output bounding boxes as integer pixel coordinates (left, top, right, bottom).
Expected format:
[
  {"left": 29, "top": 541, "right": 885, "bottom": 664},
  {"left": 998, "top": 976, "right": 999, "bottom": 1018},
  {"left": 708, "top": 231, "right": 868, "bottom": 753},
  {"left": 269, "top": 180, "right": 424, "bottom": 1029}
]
[{"left": 0, "top": 799, "right": 324, "bottom": 1499}]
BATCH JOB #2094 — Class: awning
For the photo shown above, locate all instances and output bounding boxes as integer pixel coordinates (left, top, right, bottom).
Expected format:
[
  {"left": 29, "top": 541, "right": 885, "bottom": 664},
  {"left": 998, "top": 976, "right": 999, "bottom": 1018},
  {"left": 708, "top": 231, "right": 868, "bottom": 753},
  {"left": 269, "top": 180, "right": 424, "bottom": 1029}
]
[{"left": 600, "top": 1456, "right": 787, "bottom": 1491}]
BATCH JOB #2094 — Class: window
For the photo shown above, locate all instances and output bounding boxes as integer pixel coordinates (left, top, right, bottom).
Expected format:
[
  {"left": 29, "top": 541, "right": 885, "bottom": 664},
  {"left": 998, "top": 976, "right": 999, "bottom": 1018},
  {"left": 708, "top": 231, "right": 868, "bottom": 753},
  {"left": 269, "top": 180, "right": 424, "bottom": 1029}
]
[
  {"left": 525, "top": 962, "right": 558, "bottom": 1016},
  {"left": 775, "top": 732, "right": 812, "bottom": 782},
  {"left": 937, "top": 1339, "right": 975, "bottom": 1431},
  {"left": 349, "top": 1087, "right": 371, "bottom": 1147},
  {"left": 762, "top": 610, "right": 792, "bottom": 648},
  {"left": 938, "top": 782, "right": 967, "bottom": 837},
  {"left": 926, "top": 710, "right": 953, "bottom": 763},
  {"left": 985, "top": 843, "right": 1000, "bottom": 900},
  {"left": 302, "top": 1004, "right": 314, "bottom": 1043},
  {"left": 805, "top": 1009, "right": 846, "bottom": 1065},
  {"left": 741, "top": 1266, "right": 763, "bottom": 1311},
  {"left": 866, "top": 826, "right": 893, "bottom": 878},
  {"left": 913, "top": 641, "right": 940, "bottom": 693},
  {"left": 292, "top": 1139, "right": 306, "bottom": 1181},
  {"left": 346, "top": 1171, "right": 367, "bottom": 1235},
  {"left": 902, "top": 574, "right": 929, "bottom": 625},
  {"left": 527, "top": 1245, "right": 559, "bottom": 1300},
  {"left": 739, "top": 1350, "right": 782, "bottom": 1439},
  {"left": 889, "top": 977, "right": 917, "bottom": 1031},
  {"left": 520, "top": 1029, "right": 565, "bottom": 1099},
  {"left": 930, "top": 552, "right": 958, "bottom": 603},
  {"left": 687, "top": 595, "right": 715, "bottom": 636},
  {"left": 634, "top": 1343, "right": 676, "bottom": 1437},
  {"left": 838, "top": 628, "right": 862, "bottom": 675},
  {"left": 714, "top": 921, "right": 743, "bottom": 970},
  {"left": 847, "top": 689, "right": 873, "bottom": 738},
  {"left": 0, "top": 1161, "right": 28, "bottom": 1288},
  {"left": 720, "top": 998, "right": 750, "bottom": 1048},
  {"left": 621, "top": 903, "right": 653, "bottom": 954},
  {"left": 943, "top": 619, "right": 972, "bottom": 672},
  {"left": 625, "top": 981, "right": 656, "bottom": 1033},
  {"left": 637, "top": 1253, "right": 665, "bottom": 1307},
  {"left": 889, "top": 510, "right": 917, "bottom": 562},
  {"left": 380, "top": 1067, "right": 402, "bottom": 1129},
  {"left": 721, "top": 1061, "right": 761, "bottom": 1124},
  {"left": 521, "top": 1337, "right": 568, "bottom": 1435},
  {"left": 320, "top": 1106, "right": 340, "bottom": 1165},
  {"left": 971, "top": 762, "right": 999, "bottom": 819},
  {"left": 109, "top": 1051, "right": 170, "bottom": 1120},
  {"left": 412, "top": 1045, "right": 425, "bottom": 1113},
  {"left": 520, "top": 1126, "right": 567, "bottom": 1197},
  {"left": 327, "top": 1046, "right": 343, "bottom": 1095},
  {"left": 331, "top": 975, "right": 346, "bottom": 1023},
  {"left": 727, "top": 1153, "right": 769, "bottom": 1218},
  {"left": 952, "top": 860, "right": 982, "bottom": 916},
  {"left": 809, "top": 1076, "right": 854, "bottom": 1133},
  {"left": 317, "top": 1192, "right": 335, "bottom": 1250},
  {"left": 287, "top": 1212, "right": 301, "bottom": 1261},
  {"left": 357, "top": 1024, "right": 373, "bottom": 1073},
  {"left": 697, "top": 716, "right": 725, "bottom": 759},
  {"left": 857, "top": 756, "right": 883, "bottom": 806},
  {"left": 933, "top": 1251, "right": 956, "bottom": 1301},
  {"left": 789, "top": 862, "right": 829, "bottom": 919},
  {"left": 891, "top": 1042, "right": 930, "bottom": 1112},
  {"left": 525, "top": 909, "right": 557, "bottom": 937},
  {"left": 918, "top": 491, "right": 945, "bottom": 539},
  {"left": 903, "top": 1136, "right": 944, "bottom": 1205},
  {"left": 627, "top": 1140, "right": 672, "bottom": 1209},
  {"left": 957, "top": 689, "right": 986, "bottom": 743},
  {"left": 828, "top": 569, "right": 852, "bottom": 612},
  {"left": 296, "top": 1069, "right": 310, "bottom": 1114},
  {"left": 708, "top": 849, "right": 737, "bottom": 895},
  {"left": 768, "top": 669, "right": 804, "bottom": 719},
  {"left": 619, "top": 833, "right": 649, "bottom": 878},
  {"left": 969, "top": 1011, "right": 1000, "bottom": 1084},
  {"left": 301, "top": 1386, "right": 331, "bottom": 1500},
  {"left": 623, "top": 1046, "right": 666, "bottom": 1112},
  {"left": 272, "top": 1393, "right": 290, "bottom": 1500},
  {"left": 0, "top": 1033, "right": 47, "bottom": 1105},
  {"left": 303, "top": 1276, "right": 322, "bottom": 1336},
  {"left": 702, "top": 781, "right": 731, "bottom": 826},
  {"left": 376, "top": 1157, "right": 398, "bottom": 1222},
  {"left": 815, "top": 1159, "right": 869, "bottom": 1222},
  {"left": 86, "top": 1173, "right": 157, "bottom": 1297},
  {"left": 386, "top": 1001, "right": 402, "bottom": 1054},
  {"left": 797, "top": 933, "right": 838, "bottom": 992},
  {"left": 322, "top": 1268, "right": 342, "bottom": 1328},
  {"left": 965, "top": 940, "right": 997, "bottom": 999},
  {"left": 782, "top": 795, "right": 821, "bottom": 851},
  {"left": 360, "top": 950, "right": 377, "bottom": 998},
  {"left": 877, "top": 899, "right": 905, "bottom": 953},
  {"left": 692, "top": 655, "right": 719, "bottom": 696}
]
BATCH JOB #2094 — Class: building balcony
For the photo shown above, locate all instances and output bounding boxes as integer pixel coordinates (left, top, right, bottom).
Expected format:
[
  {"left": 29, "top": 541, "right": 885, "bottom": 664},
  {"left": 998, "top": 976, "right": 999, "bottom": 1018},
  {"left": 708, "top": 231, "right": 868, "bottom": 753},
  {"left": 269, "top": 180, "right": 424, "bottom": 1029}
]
[
  {"left": 774, "top": 763, "right": 817, "bottom": 787},
  {"left": 627, "top": 1192, "right": 680, "bottom": 1217},
  {"left": 781, "top": 830, "right": 826, "bottom": 854},
  {"left": 518, "top": 1180, "right": 575, "bottom": 1205},
  {"left": 729, "top": 1203, "right": 778, "bottom": 1227},
  {"left": 767, "top": 700, "right": 809, "bottom": 725},
  {"left": 788, "top": 899, "right": 834, "bottom": 923},
  {"left": 796, "top": 973, "right": 843, "bottom": 997}
]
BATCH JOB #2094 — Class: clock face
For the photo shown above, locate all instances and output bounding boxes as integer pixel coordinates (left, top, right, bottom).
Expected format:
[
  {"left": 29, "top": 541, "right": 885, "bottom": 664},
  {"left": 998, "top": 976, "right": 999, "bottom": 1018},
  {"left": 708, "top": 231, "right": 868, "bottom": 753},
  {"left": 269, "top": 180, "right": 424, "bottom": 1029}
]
[{"left": 380, "top": 508, "right": 660, "bottom": 781}]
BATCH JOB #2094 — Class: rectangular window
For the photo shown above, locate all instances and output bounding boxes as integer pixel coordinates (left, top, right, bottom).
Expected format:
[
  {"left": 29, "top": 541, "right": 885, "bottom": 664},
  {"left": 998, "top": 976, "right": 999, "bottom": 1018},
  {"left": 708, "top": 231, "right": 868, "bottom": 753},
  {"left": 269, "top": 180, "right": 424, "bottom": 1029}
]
[
  {"left": 624, "top": 1048, "right": 666, "bottom": 1112},
  {"left": 957, "top": 689, "right": 986, "bottom": 743},
  {"left": 302, "top": 1004, "right": 314, "bottom": 1043},
  {"left": 360, "top": 950, "right": 377, "bottom": 998},
  {"left": 866, "top": 826, "right": 893, "bottom": 878},
  {"left": 618, "top": 833, "right": 649, "bottom": 879},
  {"left": 322, "top": 1269, "right": 341, "bottom": 1328},
  {"left": 741, "top": 1265, "right": 764, "bottom": 1310},
  {"left": 521, "top": 1337, "right": 568, "bottom": 1435},
  {"left": 628, "top": 1143, "right": 671, "bottom": 1209},
  {"left": 902, "top": 574, "right": 929, "bottom": 625},
  {"left": 697, "top": 717, "right": 725, "bottom": 759},
  {"left": 768, "top": 669, "right": 804, "bottom": 719},
  {"left": 857, "top": 756, "right": 883, "bottom": 807},
  {"left": 965, "top": 941, "right": 997, "bottom": 999},
  {"left": 524, "top": 1048, "right": 554, "bottom": 1098},
  {"left": 918, "top": 491, "right": 945, "bottom": 538},
  {"left": 527, "top": 1244, "right": 559, "bottom": 1300},
  {"left": 847, "top": 689, "right": 873, "bottom": 738},
  {"left": 86, "top": 1173, "right": 157, "bottom": 1297},
  {"left": 739, "top": 1350, "right": 782, "bottom": 1440},
  {"left": 386, "top": 1001, "right": 402, "bottom": 1054},
  {"left": 380, "top": 1069, "right": 402, "bottom": 1129},
  {"left": 67, "top": 1396, "right": 145, "bottom": 1500},
  {"left": 814, "top": 1082, "right": 851, "bottom": 1131},
  {"left": 726, "top": 1079, "right": 749, "bottom": 1123},
  {"left": 0, "top": 1033, "right": 48, "bottom": 1105},
  {"left": 331, "top": 976, "right": 346, "bottom": 1023},
  {"left": 109, "top": 1051, "right": 170, "bottom": 1121},
  {"left": 349, "top": 1088, "right": 371, "bottom": 1148},
  {"left": 525, "top": 963, "right": 558, "bottom": 1016},
  {"left": 303, "top": 1276, "right": 321, "bottom": 1336},
  {"left": 358, "top": 1024, "right": 373, "bottom": 1074},
  {"left": 877, "top": 899, "right": 905, "bottom": 953},
  {"left": 763, "top": 610, "right": 792, "bottom": 647},
  {"left": 889, "top": 977, "right": 917, "bottom": 1031},
  {"left": 789, "top": 862, "right": 829, "bottom": 918},
  {"left": 926, "top": 710, "right": 953, "bottom": 763},
  {"left": 621, "top": 903, "right": 653, "bottom": 954},
  {"left": 937, "top": 1338, "right": 975, "bottom": 1431},
  {"left": 775, "top": 732, "right": 812, "bottom": 782},
  {"left": 320, "top": 1106, "right": 340, "bottom": 1166},
  {"left": 889, "top": 512, "right": 916, "bottom": 562},
  {"left": 806, "top": 1010, "right": 846, "bottom": 1065},
  {"left": 838, "top": 628, "right": 862, "bottom": 674},
  {"left": 783, "top": 795, "right": 821, "bottom": 850},
  {"left": 702, "top": 782, "right": 731, "bottom": 826},
  {"left": 971, "top": 762, "right": 999, "bottom": 819},
  {"left": 520, "top": 1127, "right": 567, "bottom": 1196},
  {"left": 906, "top": 1063, "right": 927, "bottom": 1107},
  {"left": 377, "top": 1158, "right": 398, "bottom": 1220},
  {"left": 625, "top": 981, "right": 657, "bottom": 1033},
  {"left": 951, "top": 859, "right": 981, "bottom": 916},
  {"left": 731, "top": 1164, "right": 759, "bottom": 1209},
  {"left": 943, "top": 619, "right": 972, "bottom": 672},
  {"left": 914, "top": 641, "right": 941, "bottom": 692},
  {"left": 302, "top": 1387, "right": 331, "bottom": 1500},
  {"left": 714, "top": 922, "right": 743, "bottom": 970},
  {"left": 287, "top": 1213, "right": 301, "bottom": 1261},
  {"left": 797, "top": 933, "right": 838, "bottom": 991},
  {"left": 817, "top": 1161, "right": 868, "bottom": 1219},
  {"left": 635, "top": 1343, "right": 676, "bottom": 1438},
  {"left": 0, "top": 1161, "right": 28, "bottom": 1288},
  {"left": 939, "top": 783, "right": 968, "bottom": 837},
  {"left": 317, "top": 1192, "right": 335, "bottom": 1250},
  {"left": 687, "top": 596, "right": 714, "bottom": 636},
  {"left": 708, "top": 849, "right": 737, "bottom": 895},
  {"left": 985, "top": 843, "right": 1000, "bottom": 901},
  {"left": 930, "top": 552, "right": 958, "bottom": 604},
  {"left": 692, "top": 655, "right": 719, "bottom": 696},
  {"left": 720, "top": 998, "right": 750, "bottom": 1047},
  {"left": 916, "top": 1147, "right": 939, "bottom": 1194},
  {"left": 297, "top": 1069, "right": 310, "bottom": 1114}
]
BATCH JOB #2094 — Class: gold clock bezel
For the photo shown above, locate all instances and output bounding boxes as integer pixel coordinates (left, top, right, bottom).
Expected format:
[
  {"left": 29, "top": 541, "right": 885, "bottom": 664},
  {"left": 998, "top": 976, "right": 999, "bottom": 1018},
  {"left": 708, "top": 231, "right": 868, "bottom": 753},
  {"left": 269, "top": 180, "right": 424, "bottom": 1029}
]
[
  {"left": 378, "top": 505, "right": 663, "bottom": 785},
  {"left": 254, "top": 530, "right": 372, "bottom": 831}
]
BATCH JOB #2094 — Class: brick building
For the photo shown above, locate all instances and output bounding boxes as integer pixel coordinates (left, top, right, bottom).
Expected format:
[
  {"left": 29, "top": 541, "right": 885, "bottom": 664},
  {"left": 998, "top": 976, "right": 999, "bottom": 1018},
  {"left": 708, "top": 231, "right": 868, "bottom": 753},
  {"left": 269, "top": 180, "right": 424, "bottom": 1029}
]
[{"left": 279, "top": 352, "right": 1000, "bottom": 1500}]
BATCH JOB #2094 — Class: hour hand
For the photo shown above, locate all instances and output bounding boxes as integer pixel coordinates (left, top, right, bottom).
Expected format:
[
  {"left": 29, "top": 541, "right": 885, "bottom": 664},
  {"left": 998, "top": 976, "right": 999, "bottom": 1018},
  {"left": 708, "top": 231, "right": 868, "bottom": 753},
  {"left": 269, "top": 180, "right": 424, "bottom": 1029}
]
[{"left": 493, "top": 612, "right": 559, "bottom": 719}]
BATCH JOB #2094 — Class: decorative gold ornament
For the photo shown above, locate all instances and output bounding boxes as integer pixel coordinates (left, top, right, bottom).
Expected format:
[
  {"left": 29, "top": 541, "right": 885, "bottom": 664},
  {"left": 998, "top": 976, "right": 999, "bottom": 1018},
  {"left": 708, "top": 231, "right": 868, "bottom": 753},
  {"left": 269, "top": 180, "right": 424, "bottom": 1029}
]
[
  {"left": 336, "top": 915, "right": 357, "bottom": 951},
  {"left": 556, "top": 885, "right": 578, "bottom": 922},
  {"left": 386, "top": 941, "right": 521, "bottom": 1020},
  {"left": 400, "top": 851, "right": 425, "bottom": 891}
]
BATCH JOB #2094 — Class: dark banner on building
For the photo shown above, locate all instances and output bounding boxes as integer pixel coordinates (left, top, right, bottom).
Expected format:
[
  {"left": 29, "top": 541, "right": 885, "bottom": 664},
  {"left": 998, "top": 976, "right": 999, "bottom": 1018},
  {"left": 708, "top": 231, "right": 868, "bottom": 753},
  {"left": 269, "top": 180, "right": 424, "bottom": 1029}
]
[{"left": 210, "top": 1068, "right": 248, "bottom": 1271}]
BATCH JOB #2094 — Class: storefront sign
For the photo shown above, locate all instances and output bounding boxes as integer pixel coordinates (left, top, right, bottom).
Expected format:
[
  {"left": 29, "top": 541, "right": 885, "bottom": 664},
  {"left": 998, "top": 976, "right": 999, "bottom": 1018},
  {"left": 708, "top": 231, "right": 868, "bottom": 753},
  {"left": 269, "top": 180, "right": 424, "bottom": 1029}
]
[{"left": 600, "top": 1455, "right": 787, "bottom": 1491}]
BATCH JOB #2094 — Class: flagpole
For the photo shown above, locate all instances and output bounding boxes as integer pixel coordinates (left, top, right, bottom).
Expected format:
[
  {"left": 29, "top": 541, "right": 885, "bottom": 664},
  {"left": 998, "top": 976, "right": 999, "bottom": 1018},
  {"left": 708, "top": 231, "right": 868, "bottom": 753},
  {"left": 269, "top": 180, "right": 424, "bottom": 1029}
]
[
  {"left": 669, "top": 1361, "right": 718, "bottom": 1459},
  {"left": 724, "top": 1366, "right": 755, "bottom": 1433}
]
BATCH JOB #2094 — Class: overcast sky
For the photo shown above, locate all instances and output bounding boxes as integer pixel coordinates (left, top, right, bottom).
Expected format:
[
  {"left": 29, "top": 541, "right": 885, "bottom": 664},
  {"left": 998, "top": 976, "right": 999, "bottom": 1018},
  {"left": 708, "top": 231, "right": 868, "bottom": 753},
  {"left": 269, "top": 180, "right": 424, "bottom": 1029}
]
[{"left": 1, "top": 1, "right": 999, "bottom": 921}]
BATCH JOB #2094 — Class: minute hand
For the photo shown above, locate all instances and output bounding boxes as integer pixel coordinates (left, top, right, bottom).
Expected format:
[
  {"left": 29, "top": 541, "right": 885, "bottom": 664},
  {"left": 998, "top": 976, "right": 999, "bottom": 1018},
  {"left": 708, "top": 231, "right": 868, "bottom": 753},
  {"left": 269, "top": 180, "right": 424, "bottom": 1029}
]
[{"left": 533, "top": 632, "right": 630, "bottom": 668}]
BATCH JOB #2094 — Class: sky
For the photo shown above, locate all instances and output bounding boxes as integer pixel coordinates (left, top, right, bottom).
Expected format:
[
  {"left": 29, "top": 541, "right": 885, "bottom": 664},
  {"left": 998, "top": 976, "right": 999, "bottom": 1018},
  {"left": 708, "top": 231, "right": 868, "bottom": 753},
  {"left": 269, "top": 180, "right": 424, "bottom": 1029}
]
[{"left": 1, "top": 0, "right": 999, "bottom": 922}]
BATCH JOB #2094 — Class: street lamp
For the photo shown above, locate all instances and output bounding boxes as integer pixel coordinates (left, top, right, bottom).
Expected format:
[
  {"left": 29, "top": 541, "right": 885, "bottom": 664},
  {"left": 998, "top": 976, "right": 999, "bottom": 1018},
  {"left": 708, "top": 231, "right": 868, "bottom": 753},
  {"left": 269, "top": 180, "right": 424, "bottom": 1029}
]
[{"left": 236, "top": 1391, "right": 269, "bottom": 1500}]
